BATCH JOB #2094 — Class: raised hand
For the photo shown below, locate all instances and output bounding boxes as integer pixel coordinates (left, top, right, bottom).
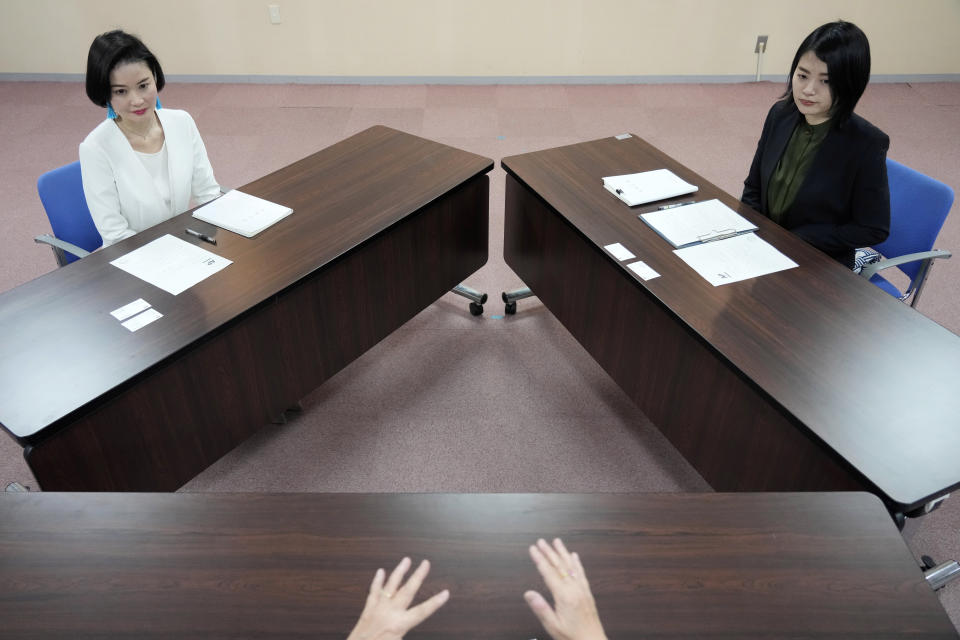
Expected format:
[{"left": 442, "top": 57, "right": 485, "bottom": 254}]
[
  {"left": 346, "top": 557, "right": 449, "bottom": 640},
  {"left": 524, "top": 538, "right": 608, "bottom": 640}
]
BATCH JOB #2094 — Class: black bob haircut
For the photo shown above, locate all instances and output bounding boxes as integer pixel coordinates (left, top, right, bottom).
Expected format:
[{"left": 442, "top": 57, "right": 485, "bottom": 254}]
[
  {"left": 781, "top": 21, "right": 871, "bottom": 127},
  {"left": 85, "top": 30, "right": 165, "bottom": 108}
]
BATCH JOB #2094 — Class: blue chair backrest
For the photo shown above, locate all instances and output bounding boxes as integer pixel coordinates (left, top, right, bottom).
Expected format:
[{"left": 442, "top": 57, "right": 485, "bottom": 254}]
[
  {"left": 37, "top": 161, "right": 103, "bottom": 264},
  {"left": 873, "top": 158, "right": 954, "bottom": 282}
]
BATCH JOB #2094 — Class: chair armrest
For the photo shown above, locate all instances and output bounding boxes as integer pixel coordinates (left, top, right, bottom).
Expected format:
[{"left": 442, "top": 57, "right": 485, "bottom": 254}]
[
  {"left": 859, "top": 249, "right": 952, "bottom": 280},
  {"left": 34, "top": 234, "right": 91, "bottom": 260}
]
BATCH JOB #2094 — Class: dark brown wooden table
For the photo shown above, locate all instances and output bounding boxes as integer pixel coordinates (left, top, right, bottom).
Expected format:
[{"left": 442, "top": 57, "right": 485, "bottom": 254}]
[
  {"left": 0, "top": 491, "right": 954, "bottom": 638},
  {"left": 502, "top": 134, "right": 960, "bottom": 517},
  {"left": 0, "top": 126, "right": 492, "bottom": 491}
]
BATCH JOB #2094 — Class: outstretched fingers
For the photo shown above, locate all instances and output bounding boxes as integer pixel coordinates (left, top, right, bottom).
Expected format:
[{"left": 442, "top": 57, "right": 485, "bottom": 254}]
[
  {"left": 524, "top": 589, "right": 562, "bottom": 636},
  {"left": 524, "top": 538, "right": 609, "bottom": 640},
  {"left": 405, "top": 587, "right": 450, "bottom": 627},
  {"left": 530, "top": 541, "right": 563, "bottom": 593},
  {"left": 347, "top": 558, "right": 448, "bottom": 640},
  {"left": 394, "top": 558, "right": 431, "bottom": 607}
]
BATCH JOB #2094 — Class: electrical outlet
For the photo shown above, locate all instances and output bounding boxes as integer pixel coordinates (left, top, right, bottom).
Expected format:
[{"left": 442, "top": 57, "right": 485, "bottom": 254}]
[
  {"left": 268, "top": 4, "right": 281, "bottom": 24},
  {"left": 755, "top": 35, "right": 768, "bottom": 53}
]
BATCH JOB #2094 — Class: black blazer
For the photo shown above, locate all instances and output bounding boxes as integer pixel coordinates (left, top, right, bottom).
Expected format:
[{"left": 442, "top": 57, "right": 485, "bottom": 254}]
[{"left": 741, "top": 100, "right": 890, "bottom": 267}]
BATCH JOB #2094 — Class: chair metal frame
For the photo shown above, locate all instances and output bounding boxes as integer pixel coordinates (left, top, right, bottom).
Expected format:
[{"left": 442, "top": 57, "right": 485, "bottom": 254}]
[
  {"left": 34, "top": 161, "right": 101, "bottom": 267},
  {"left": 859, "top": 158, "right": 954, "bottom": 307}
]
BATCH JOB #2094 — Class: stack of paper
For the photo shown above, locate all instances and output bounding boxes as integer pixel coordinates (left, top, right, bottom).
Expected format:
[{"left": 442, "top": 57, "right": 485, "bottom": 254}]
[
  {"left": 674, "top": 233, "right": 798, "bottom": 286},
  {"left": 192, "top": 190, "right": 293, "bottom": 238},
  {"left": 602, "top": 169, "right": 698, "bottom": 207}
]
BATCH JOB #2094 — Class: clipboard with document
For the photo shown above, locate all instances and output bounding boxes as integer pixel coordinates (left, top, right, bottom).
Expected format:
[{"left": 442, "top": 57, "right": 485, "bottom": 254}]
[{"left": 638, "top": 199, "right": 758, "bottom": 249}]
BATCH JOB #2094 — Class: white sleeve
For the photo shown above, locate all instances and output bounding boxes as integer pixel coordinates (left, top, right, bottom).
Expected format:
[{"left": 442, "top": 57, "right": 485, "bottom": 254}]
[
  {"left": 186, "top": 113, "right": 220, "bottom": 206},
  {"left": 79, "top": 139, "right": 136, "bottom": 247}
]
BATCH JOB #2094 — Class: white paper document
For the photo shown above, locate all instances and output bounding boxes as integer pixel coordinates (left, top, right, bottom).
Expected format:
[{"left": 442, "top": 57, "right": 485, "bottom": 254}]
[
  {"left": 602, "top": 169, "right": 698, "bottom": 207},
  {"left": 639, "top": 199, "right": 758, "bottom": 249},
  {"left": 110, "top": 298, "right": 151, "bottom": 321},
  {"left": 121, "top": 308, "right": 163, "bottom": 332},
  {"left": 674, "top": 233, "right": 798, "bottom": 286},
  {"left": 604, "top": 242, "right": 636, "bottom": 261},
  {"left": 110, "top": 234, "right": 233, "bottom": 295},
  {"left": 627, "top": 261, "right": 660, "bottom": 281},
  {"left": 192, "top": 189, "right": 293, "bottom": 238}
]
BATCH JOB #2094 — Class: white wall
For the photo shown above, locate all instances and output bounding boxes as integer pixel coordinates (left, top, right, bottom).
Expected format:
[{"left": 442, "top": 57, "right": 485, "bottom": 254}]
[{"left": 1, "top": 0, "right": 957, "bottom": 78}]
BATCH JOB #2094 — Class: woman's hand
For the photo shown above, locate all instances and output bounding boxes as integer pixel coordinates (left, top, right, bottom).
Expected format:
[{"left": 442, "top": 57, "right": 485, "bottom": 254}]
[
  {"left": 346, "top": 557, "right": 449, "bottom": 640},
  {"left": 524, "top": 538, "right": 608, "bottom": 640}
]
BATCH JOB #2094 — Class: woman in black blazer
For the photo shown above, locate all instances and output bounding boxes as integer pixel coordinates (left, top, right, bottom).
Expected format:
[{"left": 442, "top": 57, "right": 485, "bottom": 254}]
[{"left": 742, "top": 21, "right": 890, "bottom": 268}]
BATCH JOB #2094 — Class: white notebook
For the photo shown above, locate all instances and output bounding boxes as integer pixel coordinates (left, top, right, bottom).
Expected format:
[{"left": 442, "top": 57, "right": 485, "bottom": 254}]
[
  {"left": 602, "top": 169, "right": 698, "bottom": 207},
  {"left": 192, "top": 190, "right": 293, "bottom": 238}
]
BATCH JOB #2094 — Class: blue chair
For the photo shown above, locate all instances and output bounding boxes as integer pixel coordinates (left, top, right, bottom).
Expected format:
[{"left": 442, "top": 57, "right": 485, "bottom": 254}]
[
  {"left": 860, "top": 159, "right": 953, "bottom": 307},
  {"left": 34, "top": 161, "right": 103, "bottom": 267}
]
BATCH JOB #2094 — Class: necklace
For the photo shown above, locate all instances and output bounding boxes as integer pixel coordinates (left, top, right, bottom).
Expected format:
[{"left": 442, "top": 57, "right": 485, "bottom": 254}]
[{"left": 117, "top": 117, "right": 156, "bottom": 141}]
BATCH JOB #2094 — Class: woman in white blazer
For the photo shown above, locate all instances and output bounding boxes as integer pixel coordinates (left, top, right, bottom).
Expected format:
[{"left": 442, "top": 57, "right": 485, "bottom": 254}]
[{"left": 79, "top": 30, "right": 220, "bottom": 247}]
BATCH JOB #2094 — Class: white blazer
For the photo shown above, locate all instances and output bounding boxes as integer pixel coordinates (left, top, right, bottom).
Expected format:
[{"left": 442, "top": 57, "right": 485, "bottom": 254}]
[{"left": 79, "top": 108, "right": 220, "bottom": 247}]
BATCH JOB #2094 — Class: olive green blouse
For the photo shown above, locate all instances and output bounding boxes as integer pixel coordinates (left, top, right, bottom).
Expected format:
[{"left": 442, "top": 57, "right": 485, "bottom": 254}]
[{"left": 767, "top": 119, "right": 831, "bottom": 223}]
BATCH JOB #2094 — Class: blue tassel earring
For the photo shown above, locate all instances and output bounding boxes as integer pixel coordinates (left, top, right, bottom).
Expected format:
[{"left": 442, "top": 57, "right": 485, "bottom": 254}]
[
  {"left": 107, "top": 104, "right": 117, "bottom": 119},
  {"left": 155, "top": 97, "right": 162, "bottom": 110}
]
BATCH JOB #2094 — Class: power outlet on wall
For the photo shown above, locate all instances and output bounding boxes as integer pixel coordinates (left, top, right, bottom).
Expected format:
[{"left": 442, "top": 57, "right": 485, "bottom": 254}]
[
  {"left": 268, "top": 4, "right": 282, "bottom": 24},
  {"left": 755, "top": 35, "right": 768, "bottom": 53}
]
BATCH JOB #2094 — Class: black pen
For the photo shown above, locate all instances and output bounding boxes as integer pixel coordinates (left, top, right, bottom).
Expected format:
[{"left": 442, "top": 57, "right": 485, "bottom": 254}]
[
  {"left": 185, "top": 228, "right": 217, "bottom": 245},
  {"left": 658, "top": 200, "right": 696, "bottom": 210}
]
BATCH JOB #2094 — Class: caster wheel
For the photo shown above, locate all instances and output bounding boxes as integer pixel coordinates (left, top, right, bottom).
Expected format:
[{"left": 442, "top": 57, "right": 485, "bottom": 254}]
[
  {"left": 469, "top": 302, "right": 483, "bottom": 316},
  {"left": 505, "top": 301, "right": 517, "bottom": 315}
]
